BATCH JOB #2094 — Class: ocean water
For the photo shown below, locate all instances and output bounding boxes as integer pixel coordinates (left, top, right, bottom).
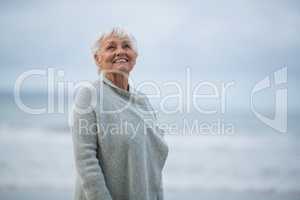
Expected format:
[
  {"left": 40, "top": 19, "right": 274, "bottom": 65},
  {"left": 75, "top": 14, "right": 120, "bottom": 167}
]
[{"left": 0, "top": 92, "right": 300, "bottom": 199}]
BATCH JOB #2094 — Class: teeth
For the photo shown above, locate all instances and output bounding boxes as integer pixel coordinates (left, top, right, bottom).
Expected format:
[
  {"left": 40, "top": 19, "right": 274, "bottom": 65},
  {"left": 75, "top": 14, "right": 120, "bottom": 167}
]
[{"left": 114, "top": 58, "right": 128, "bottom": 63}]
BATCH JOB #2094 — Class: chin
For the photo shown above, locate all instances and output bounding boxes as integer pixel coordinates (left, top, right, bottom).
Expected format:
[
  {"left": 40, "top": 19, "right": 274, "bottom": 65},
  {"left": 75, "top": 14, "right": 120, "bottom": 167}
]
[{"left": 114, "top": 65, "right": 133, "bottom": 74}]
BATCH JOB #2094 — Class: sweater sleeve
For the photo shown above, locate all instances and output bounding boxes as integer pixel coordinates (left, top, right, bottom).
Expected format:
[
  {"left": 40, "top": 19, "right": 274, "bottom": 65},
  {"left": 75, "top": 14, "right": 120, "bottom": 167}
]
[{"left": 71, "top": 86, "right": 113, "bottom": 200}]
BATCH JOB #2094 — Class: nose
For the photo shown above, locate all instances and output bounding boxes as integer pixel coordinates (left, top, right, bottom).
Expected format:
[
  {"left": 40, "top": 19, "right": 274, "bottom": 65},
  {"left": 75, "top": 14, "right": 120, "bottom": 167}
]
[{"left": 115, "top": 46, "right": 126, "bottom": 56}]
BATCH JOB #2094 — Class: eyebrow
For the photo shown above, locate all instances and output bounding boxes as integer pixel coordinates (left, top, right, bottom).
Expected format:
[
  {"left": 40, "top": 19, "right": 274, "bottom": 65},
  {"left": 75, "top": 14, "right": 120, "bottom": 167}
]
[
  {"left": 104, "top": 41, "right": 116, "bottom": 46},
  {"left": 122, "top": 40, "right": 131, "bottom": 44}
]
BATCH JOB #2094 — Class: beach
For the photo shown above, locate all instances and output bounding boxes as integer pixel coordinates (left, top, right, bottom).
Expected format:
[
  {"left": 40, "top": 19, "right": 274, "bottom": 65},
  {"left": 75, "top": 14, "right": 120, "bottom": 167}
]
[
  {"left": 1, "top": 188, "right": 300, "bottom": 200},
  {"left": 0, "top": 122, "right": 299, "bottom": 200}
]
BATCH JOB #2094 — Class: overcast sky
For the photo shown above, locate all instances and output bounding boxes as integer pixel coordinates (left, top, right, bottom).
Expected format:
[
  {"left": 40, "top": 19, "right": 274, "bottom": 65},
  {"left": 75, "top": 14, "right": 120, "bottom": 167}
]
[{"left": 1, "top": 0, "right": 299, "bottom": 111}]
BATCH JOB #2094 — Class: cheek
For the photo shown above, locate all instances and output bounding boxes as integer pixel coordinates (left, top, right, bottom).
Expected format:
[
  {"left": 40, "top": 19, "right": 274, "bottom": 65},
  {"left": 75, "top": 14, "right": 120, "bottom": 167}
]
[
  {"left": 100, "top": 53, "right": 114, "bottom": 67},
  {"left": 129, "top": 52, "right": 137, "bottom": 64},
  {"left": 103, "top": 53, "right": 114, "bottom": 62}
]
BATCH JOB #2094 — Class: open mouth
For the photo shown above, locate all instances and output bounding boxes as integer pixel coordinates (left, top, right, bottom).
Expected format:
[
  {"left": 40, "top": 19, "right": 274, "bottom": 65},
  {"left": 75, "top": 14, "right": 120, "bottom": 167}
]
[{"left": 113, "top": 58, "right": 129, "bottom": 63}]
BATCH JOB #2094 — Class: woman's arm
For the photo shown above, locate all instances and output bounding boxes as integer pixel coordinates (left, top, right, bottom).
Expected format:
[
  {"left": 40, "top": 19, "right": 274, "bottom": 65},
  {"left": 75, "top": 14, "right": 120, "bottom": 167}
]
[{"left": 71, "top": 87, "right": 112, "bottom": 200}]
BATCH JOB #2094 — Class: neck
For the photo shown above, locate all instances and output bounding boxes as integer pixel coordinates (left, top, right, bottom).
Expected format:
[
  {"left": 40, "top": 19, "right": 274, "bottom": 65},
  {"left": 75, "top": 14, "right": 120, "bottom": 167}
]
[{"left": 105, "top": 72, "right": 129, "bottom": 91}]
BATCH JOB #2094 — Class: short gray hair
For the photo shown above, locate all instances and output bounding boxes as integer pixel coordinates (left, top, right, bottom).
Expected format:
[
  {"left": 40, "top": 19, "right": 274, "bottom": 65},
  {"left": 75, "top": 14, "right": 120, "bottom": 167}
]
[{"left": 91, "top": 27, "right": 138, "bottom": 56}]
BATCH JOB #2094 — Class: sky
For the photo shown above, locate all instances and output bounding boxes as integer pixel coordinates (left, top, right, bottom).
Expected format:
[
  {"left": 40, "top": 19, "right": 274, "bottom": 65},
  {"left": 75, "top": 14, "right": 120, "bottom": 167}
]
[{"left": 0, "top": 0, "right": 299, "bottom": 112}]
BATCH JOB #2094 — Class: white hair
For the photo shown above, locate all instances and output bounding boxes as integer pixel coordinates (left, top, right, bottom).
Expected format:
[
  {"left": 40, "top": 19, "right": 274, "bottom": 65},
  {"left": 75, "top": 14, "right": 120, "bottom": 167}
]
[{"left": 91, "top": 27, "right": 138, "bottom": 56}]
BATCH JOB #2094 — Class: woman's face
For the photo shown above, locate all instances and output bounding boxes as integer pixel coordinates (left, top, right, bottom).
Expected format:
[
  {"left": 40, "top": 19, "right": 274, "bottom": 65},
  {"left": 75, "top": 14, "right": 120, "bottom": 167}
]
[{"left": 95, "top": 36, "right": 138, "bottom": 74}]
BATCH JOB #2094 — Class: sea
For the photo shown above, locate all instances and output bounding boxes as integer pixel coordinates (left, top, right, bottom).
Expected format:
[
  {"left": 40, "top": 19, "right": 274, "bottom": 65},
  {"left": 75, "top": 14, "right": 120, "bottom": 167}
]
[{"left": 0, "top": 91, "right": 299, "bottom": 200}]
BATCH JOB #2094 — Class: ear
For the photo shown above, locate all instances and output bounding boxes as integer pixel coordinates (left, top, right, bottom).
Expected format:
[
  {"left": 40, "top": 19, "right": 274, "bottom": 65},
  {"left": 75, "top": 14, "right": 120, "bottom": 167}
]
[
  {"left": 94, "top": 54, "right": 101, "bottom": 66},
  {"left": 134, "top": 50, "right": 138, "bottom": 59}
]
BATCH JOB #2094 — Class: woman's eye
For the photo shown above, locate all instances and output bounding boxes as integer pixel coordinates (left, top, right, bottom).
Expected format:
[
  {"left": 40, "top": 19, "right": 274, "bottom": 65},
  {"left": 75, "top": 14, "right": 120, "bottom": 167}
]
[
  {"left": 124, "top": 44, "right": 131, "bottom": 49},
  {"left": 106, "top": 46, "right": 114, "bottom": 50}
]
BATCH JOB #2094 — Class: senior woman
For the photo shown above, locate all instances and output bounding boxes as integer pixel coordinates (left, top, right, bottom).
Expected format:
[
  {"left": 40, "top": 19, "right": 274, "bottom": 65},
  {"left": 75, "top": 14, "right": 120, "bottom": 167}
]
[{"left": 71, "top": 28, "right": 169, "bottom": 200}]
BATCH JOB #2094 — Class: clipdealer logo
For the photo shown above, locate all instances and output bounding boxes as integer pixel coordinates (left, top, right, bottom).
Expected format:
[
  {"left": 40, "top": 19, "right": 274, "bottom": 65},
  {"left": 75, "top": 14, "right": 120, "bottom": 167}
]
[{"left": 13, "top": 67, "right": 288, "bottom": 134}]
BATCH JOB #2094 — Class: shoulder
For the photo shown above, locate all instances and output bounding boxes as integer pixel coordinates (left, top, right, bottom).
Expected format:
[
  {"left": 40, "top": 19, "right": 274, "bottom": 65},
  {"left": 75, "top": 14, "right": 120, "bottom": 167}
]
[
  {"left": 132, "top": 88, "right": 151, "bottom": 104},
  {"left": 133, "top": 89, "right": 158, "bottom": 114},
  {"left": 74, "top": 80, "right": 100, "bottom": 112}
]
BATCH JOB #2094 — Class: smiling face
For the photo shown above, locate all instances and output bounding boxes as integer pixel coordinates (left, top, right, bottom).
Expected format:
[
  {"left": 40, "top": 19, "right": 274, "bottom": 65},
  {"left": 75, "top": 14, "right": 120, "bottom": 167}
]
[{"left": 95, "top": 36, "right": 138, "bottom": 75}]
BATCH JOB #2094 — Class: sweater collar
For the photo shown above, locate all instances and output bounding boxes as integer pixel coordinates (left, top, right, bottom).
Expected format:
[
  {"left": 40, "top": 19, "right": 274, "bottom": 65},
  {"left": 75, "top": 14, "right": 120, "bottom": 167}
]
[{"left": 99, "top": 71, "right": 137, "bottom": 99}]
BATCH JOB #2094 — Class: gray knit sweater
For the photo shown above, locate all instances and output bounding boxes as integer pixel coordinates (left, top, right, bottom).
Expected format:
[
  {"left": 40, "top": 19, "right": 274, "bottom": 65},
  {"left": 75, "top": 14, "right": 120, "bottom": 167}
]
[{"left": 71, "top": 73, "right": 169, "bottom": 200}]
